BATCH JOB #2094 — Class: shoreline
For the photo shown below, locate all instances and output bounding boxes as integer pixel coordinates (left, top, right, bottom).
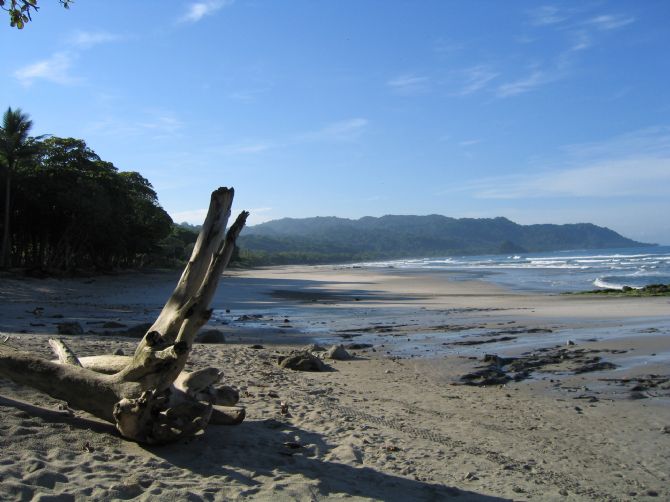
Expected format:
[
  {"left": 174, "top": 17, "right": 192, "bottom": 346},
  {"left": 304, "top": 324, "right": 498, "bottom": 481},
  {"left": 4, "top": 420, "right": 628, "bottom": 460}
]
[{"left": 1, "top": 265, "right": 669, "bottom": 500}]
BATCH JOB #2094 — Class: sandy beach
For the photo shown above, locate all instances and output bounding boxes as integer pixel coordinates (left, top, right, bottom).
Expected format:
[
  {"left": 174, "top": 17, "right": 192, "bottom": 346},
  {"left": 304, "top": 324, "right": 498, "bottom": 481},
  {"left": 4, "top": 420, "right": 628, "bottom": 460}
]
[{"left": 1, "top": 266, "right": 669, "bottom": 501}]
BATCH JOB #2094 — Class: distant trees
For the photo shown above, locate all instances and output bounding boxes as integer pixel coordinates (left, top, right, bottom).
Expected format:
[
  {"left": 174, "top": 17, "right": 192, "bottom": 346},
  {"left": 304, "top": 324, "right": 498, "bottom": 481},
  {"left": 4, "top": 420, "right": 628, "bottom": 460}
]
[
  {"left": 0, "top": 107, "right": 41, "bottom": 267},
  {"left": 0, "top": 108, "right": 176, "bottom": 272}
]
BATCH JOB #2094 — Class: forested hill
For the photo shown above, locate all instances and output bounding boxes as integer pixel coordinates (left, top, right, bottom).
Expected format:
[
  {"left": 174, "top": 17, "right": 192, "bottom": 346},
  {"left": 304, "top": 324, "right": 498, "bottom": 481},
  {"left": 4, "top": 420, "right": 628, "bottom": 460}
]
[{"left": 236, "top": 215, "right": 650, "bottom": 265}]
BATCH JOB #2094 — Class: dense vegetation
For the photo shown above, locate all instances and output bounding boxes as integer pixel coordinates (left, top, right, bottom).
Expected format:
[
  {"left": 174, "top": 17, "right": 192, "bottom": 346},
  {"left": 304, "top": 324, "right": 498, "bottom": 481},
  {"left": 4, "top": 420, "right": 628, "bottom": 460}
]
[
  {"left": 237, "top": 215, "right": 650, "bottom": 266},
  {"left": 0, "top": 107, "right": 183, "bottom": 272}
]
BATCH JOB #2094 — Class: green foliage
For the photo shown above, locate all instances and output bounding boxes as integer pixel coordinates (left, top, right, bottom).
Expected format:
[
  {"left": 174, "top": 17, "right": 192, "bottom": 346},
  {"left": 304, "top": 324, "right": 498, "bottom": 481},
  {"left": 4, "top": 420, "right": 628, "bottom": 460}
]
[
  {"left": 3, "top": 133, "right": 174, "bottom": 271},
  {"left": 2, "top": 0, "right": 71, "bottom": 29},
  {"left": 157, "top": 224, "right": 199, "bottom": 264}
]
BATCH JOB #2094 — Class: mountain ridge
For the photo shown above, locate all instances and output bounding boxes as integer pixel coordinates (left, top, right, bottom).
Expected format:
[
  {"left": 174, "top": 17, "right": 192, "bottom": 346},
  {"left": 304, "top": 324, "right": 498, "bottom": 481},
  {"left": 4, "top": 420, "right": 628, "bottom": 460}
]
[{"left": 233, "top": 214, "right": 652, "bottom": 265}]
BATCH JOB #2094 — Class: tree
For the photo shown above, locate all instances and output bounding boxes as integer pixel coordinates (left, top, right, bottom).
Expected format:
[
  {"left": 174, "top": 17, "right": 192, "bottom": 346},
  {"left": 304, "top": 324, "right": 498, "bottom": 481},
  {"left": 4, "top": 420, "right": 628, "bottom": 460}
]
[
  {"left": 10, "top": 135, "right": 174, "bottom": 270},
  {"left": 0, "top": 188, "right": 249, "bottom": 444},
  {"left": 1, "top": 0, "right": 71, "bottom": 29},
  {"left": 0, "top": 107, "right": 40, "bottom": 268}
]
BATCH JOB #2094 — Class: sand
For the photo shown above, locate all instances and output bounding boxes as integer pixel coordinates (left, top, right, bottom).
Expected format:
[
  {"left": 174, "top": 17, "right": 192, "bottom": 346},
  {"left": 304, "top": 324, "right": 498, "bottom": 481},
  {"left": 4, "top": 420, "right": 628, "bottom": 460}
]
[{"left": 0, "top": 266, "right": 669, "bottom": 501}]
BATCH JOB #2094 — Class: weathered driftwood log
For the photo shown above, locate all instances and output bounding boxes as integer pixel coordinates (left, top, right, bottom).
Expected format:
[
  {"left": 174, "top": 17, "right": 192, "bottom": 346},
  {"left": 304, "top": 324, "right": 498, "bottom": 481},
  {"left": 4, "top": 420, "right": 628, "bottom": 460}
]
[{"left": 0, "top": 187, "right": 248, "bottom": 444}]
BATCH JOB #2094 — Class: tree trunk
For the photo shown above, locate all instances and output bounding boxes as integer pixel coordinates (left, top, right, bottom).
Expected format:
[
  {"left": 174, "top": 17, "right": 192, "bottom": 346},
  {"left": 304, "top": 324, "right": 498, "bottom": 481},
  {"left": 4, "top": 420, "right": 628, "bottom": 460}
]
[
  {"left": 0, "top": 187, "right": 248, "bottom": 444},
  {"left": 1, "top": 168, "right": 11, "bottom": 268}
]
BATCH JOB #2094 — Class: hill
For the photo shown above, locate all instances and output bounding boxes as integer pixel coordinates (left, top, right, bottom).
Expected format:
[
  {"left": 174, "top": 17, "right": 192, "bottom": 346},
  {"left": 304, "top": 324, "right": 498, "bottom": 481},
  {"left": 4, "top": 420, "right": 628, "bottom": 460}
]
[{"left": 234, "top": 215, "right": 651, "bottom": 265}]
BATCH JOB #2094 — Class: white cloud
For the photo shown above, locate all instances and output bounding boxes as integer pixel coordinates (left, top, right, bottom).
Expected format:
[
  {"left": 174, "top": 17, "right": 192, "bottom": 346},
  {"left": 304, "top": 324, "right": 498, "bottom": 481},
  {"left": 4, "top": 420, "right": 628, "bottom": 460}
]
[
  {"left": 297, "top": 118, "right": 369, "bottom": 142},
  {"left": 386, "top": 74, "right": 430, "bottom": 95},
  {"left": 453, "top": 65, "right": 499, "bottom": 96},
  {"left": 471, "top": 157, "right": 670, "bottom": 199},
  {"left": 589, "top": 14, "right": 635, "bottom": 31},
  {"left": 464, "top": 128, "right": 670, "bottom": 199},
  {"left": 13, "top": 52, "right": 78, "bottom": 86},
  {"left": 569, "top": 30, "right": 592, "bottom": 51},
  {"left": 69, "top": 30, "right": 122, "bottom": 49},
  {"left": 179, "top": 0, "right": 233, "bottom": 24},
  {"left": 528, "top": 6, "right": 567, "bottom": 26},
  {"left": 497, "top": 69, "right": 555, "bottom": 98}
]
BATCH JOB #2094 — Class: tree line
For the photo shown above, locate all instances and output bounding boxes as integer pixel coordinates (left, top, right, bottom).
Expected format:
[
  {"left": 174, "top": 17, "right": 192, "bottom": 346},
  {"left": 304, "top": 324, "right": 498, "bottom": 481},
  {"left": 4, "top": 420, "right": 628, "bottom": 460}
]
[{"left": 0, "top": 107, "right": 197, "bottom": 272}]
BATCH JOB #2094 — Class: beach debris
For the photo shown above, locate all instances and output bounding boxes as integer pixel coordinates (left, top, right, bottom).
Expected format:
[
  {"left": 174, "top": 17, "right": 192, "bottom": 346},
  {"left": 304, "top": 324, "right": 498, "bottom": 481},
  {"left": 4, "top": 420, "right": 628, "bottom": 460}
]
[
  {"left": 566, "top": 340, "right": 576, "bottom": 346},
  {"left": 464, "top": 472, "right": 479, "bottom": 481},
  {"left": 459, "top": 346, "right": 619, "bottom": 386},
  {"left": 195, "top": 329, "right": 226, "bottom": 344},
  {"left": 598, "top": 374, "right": 670, "bottom": 399},
  {"left": 56, "top": 322, "right": 84, "bottom": 335},
  {"left": 82, "top": 442, "right": 95, "bottom": 453},
  {"left": 280, "top": 401, "right": 289, "bottom": 414},
  {"left": 0, "top": 187, "right": 249, "bottom": 444},
  {"left": 662, "top": 425, "right": 670, "bottom": 434},
  {"left": 236, "top": 314, "right": 263, "bottom": 322},
  {"left": 325, "top": 344, "right": 352, "bottom": 360},
  {"left": 278, "top": 351, "right": 328, "bottom": 371}
]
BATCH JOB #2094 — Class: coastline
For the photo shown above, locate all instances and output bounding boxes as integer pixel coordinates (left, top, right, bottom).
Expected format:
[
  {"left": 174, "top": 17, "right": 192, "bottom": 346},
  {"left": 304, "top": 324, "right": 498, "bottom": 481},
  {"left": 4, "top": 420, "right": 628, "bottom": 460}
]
[{"left": 1, "top": 265, "right": 669, "bottom": 500}]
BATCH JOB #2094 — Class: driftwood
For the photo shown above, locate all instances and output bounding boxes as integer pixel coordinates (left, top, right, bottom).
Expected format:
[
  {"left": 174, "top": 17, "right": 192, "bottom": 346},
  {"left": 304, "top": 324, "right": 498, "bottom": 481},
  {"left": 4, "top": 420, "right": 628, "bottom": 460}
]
[{"left": 0, "top": 187, "right": 248, "bottom": 444}]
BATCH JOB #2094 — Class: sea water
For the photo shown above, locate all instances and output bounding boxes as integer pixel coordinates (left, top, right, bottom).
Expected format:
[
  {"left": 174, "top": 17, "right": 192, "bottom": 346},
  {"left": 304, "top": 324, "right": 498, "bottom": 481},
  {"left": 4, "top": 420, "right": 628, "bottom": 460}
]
[{"left": 350, "top": 245, "right": 670, "bottom": 293}]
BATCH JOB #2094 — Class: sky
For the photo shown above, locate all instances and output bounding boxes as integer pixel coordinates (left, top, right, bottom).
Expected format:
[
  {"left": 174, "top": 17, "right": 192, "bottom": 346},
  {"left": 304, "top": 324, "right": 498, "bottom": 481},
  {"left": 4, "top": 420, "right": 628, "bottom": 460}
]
[{"left": 2, "top": 0, "right": 670, "bottom": 244}]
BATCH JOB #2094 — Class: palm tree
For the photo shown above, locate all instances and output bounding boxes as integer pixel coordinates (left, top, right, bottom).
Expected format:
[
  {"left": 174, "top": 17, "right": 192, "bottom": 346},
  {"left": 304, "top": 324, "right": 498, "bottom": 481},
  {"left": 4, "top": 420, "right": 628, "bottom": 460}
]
[{"left": 0, "top": 107, "right": 38, "bottom": 268}]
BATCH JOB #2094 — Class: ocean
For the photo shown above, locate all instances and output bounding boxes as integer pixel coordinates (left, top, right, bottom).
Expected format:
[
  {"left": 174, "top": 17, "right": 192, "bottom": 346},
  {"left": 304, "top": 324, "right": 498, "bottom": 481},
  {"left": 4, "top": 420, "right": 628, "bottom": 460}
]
[{"left": 350, "top": 245, "right": 670, "bottom": 293}]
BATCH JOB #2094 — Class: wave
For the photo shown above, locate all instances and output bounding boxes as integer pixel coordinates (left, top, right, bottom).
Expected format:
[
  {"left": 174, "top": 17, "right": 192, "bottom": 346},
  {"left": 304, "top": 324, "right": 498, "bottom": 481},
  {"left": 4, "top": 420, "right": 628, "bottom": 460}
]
[{"left": 593, "top": 277, "right": 629, "bottom": 290}]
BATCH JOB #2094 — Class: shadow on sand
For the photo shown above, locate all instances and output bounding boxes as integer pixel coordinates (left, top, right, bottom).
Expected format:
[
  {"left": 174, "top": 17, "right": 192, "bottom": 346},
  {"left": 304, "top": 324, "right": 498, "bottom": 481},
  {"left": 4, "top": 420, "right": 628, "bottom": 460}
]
[{"left": 145, "top": 418, "right": 510, "bottom": 501}]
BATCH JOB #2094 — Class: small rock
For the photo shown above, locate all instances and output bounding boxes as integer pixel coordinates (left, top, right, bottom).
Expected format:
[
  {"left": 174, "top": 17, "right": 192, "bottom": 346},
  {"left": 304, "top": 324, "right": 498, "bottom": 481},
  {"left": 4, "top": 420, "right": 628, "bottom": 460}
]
[
  {"left": 647, "top": 490, "right": 658, "bottom": 497},
  {"left": 661, "top": 425, "right": 670, "bottom": 434},
  {"left": 113, "top": 348, "right": 125, "bottom": 356},
  {"left": 464, "top": 472, "right": 478, "bottom": 481},
  {"left": 559, "top": 489, "right": 569, "bottom": 496},
  {"left": 196, "top": 329, "right": 226, "bottom": 344},
  {"left": 119, "top": 322, "right": 152, "bottom": 338},
  {"left": 57, "top": 322, "right": 84, "bottom": 335},
  {"left": 566, "top": 340, "right": 575, "bottom": 346},
  {"left": 249, "top": 344, "right": 264, "bottom": 350},
  {"left": 325, "top": 344, "right": 352, "bottom": 361},
  {"left": 346, "top": 343, "right": 373, "bottom": 350},
  {"left": 278, "top": 351, "right": 328, "bottom": 371}
]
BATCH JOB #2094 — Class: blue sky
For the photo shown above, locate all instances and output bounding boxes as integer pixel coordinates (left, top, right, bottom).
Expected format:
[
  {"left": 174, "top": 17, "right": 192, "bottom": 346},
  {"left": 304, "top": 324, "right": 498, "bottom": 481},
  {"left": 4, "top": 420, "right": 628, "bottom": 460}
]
[{"left": 2, "top": 1, "right": 670, "bottom": 244}]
